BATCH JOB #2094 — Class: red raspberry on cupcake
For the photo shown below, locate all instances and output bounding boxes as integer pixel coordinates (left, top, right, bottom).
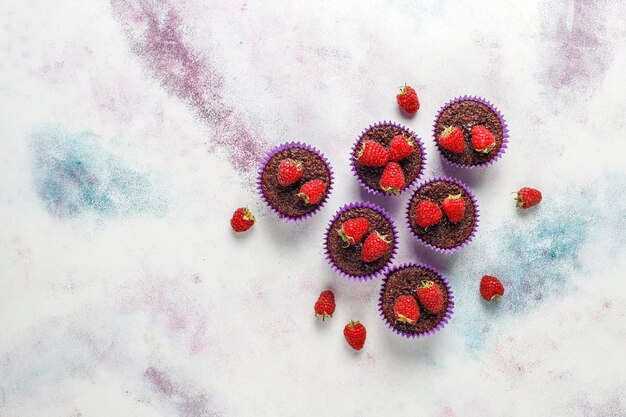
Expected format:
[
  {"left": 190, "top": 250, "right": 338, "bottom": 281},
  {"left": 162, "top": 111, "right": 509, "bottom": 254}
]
[
  {"left": 471, "top": 125, "right": 496, "bottom": 153},
  {"left": 389, "top": 134, "right": 415, "bottom": 161},
  {"left": 416, "top": 200, "right": 442, "bottom": 228},
  {"left": 337, "top": 217, "right": 370, "bottom": 246},
  {"left": 442, "top": 194, "right": 466, "bottom": 223},
  {"left": 277, "top": 158, "right": 303, "bottom": 186},
  {"left": 438, "top": 126, "right": 465, "bottom": 154},
  {"left": 356, "top": 140, "right": 389, "bottom": 167},
  {"left": 379, "top": 162, "right": 405, "bottom": 194},
  {"left": 298, "top": 179, "right": 327, "bottom": 205},
  {"left": 360, "top": 231, "right": 391, "bottom": 262},
  {"left": 417, "top": 280, "right": 444, "bottom": 313},
  {"left": 393, "top": 295, "right": 420, "bottom": 324}
]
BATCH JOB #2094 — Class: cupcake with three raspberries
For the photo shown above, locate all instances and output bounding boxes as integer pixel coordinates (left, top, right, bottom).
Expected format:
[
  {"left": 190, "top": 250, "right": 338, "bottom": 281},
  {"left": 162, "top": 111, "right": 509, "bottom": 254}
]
[
  {"left": 433, "top": 96, "right": 508, "bottom": 168},
  {"left": 258, "top": 142, "right": 333, "bottom": 222},
  {"left": 379, "top": 263, "right": 454, "bottom": 338},
  {"left": 406, "top": 177, "right": 479, "bottom": 253},
  {"left": 351, "top": 121, "right": 425, "bottom": 196},
  {"left": 324, "top": 202, "right": 398, "bottom": 281}
]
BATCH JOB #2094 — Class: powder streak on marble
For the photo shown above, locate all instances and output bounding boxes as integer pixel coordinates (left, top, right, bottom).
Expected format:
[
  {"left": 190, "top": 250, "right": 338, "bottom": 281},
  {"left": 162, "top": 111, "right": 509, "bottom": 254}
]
[{"left": 31, "top": 123, "right": 166, "bottom": 218}]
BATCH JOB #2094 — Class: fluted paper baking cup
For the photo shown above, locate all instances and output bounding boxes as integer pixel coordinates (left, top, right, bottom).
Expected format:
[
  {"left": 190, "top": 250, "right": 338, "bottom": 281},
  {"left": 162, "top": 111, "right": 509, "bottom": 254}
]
[
  {"left": 324, "top": 201, "right": 398, "bottom": 281},
  {"left": 405, "top": 177, "right": 479, "bottom": 253},
  {"left": 351, "top": 121, "right": 426, "bottom": 196},
  {"left": 432, "top": 95, "right": 508, "bottom": 168},
  {"left": 378, "top": 263, "right": 454, "bottom": 339},
  {"left": 257, "top": 142, "right": 334, "bottom": 223}
]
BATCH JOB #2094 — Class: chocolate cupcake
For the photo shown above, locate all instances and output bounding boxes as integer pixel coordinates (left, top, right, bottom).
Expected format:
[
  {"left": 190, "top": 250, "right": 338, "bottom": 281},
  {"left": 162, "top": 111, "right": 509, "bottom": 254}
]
[
  {"left": 258, "top": 142, "right": 333, "bottom": 222},
  {"left": 406, "top": 177, "right": 479, "bottom": 253},
  {"left": 351, "top": 121, "right": 425, "bottom": 196},
  {"left": 379, "top": 263, "right": 454, "bottom": 338},
  {"left": 433, "top": 96, "right": 508, "bottom": 168},
  {"left": 324, "top": 202, "right": 398, "bottom": 281}
]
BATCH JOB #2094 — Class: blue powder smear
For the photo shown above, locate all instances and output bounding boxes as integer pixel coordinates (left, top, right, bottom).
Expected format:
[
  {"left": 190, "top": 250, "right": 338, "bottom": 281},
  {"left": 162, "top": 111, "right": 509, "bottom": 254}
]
[
  {"left": 31, "top": 124, "right": 167, "bottom": 218},
  {"left": 449, "top": 178, "right": 626, "bottom": 354},
  {"left": 499, "top": 209, "right": 590, "bottom": 310}
]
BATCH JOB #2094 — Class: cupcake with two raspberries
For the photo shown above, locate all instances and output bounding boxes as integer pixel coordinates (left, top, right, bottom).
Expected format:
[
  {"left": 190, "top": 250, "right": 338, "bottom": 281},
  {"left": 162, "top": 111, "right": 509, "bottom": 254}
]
[
  {"left": 351, "top": 121, "right": 425, "bottom": 196},
  {"left": 406, "top": 177, "right": 479, "bottom": 253},
  {"left": 258, "top": 142, "right": 333, "bottom": 222},
  {"left": 324, "top": 202, "right": 398, "bottom": 281},
  {"left": 379, "top": 263, "right": 454, "bottom": 338},
  {"left": 433, "top": 96, "right": 508, "bottom": 168}
]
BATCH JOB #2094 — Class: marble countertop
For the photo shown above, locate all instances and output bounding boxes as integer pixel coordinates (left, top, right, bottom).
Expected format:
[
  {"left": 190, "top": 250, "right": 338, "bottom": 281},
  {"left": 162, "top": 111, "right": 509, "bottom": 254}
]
[{"left": 1, "top": 0, "right": 625, "bottom": 416}]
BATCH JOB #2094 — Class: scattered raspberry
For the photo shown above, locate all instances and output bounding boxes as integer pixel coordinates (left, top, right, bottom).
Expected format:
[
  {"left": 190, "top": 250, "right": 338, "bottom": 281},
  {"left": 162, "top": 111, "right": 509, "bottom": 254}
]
[
  {"left": 343, "top": 320, "right": 366, "bottom": 350},
  {"left": 379, "top": 162, "right": 405, "bottom": 194},
  {"left": 514, "top": 187, "right": 542, "bottom": 209},
  {"left": 439, "top": 126, "right": 465, "bottom": 154},
  {"left": 356, "top": 140, "right": 389, "bottom": 167},
  {"left": 417, "top": 280, "right": 444, "bottom": 313},
  {"left": 298, "top": 179, "right": 326, "bottom": 205},
  {"left": 230, "top": 207, "right": 255, "bottom": 232},
  {"left": 314, "top": 290, "right": 336, "bottom": 320},
  {"left": 441, "top": 194, "right": 466, "bottom": 223},
  {"left": 393, "top": 295, "right": 420, "bottom": 324},
  {"left": 337, "top": 217, "right": 370, "bottom": 246},
  {"left": 360, "top": 231, "right": 391, "bottom": 262},
  {"left": 388, "top": 134, "right": 415, "bottom": 161},
  {"left": 416, "top": 200, "right": 442, "bottom": 228},
  {"left": 396, "top": 85, "right": 420, "bottom": 115},
  {"left": 471, "top": 125, "right": 496, "bottom": 153},
  {"left": 480, "top": 275, "right": 504, "bottom": 301},
  {"left": 277, "top": 158, "right": 303, "bottom": 186}
]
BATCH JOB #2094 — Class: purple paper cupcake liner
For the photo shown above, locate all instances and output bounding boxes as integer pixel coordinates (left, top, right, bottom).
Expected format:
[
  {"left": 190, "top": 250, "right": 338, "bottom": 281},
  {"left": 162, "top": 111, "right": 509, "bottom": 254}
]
[
  {"left": 378, "top": 262, "right": 454, "bottom": 339},
  {"left": 432, "top": 95, "right": 509, "bottom": 169},
  {"left": 324, "top": 201, "right": 398, "bottom": 282},
  {"left": 405, "top": 177, "right": 479, "bottom": 254},
  {"left": 350, "top": 121, "right": 426, "bottom": 196},
  {"left": 257, "top": 142, "right": 334, "bottom": 223}
]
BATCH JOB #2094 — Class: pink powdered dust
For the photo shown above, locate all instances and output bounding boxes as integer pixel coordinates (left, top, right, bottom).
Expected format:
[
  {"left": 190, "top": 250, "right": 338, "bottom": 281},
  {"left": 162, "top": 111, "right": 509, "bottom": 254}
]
[
  {"left": 539, "top": 0, "right": 613, "bottom": 93},
  {"left": 438, "top": 407, "right": 456, "bottom": 417},
  {"left": 121, "top": 277, "right": 210, "bottom": 355},
  {"left": 110, "top": 0, "right": 268, "bottom": 176},
  {"left": 145, "top": 367, "right": 213, "bottom": 417}
]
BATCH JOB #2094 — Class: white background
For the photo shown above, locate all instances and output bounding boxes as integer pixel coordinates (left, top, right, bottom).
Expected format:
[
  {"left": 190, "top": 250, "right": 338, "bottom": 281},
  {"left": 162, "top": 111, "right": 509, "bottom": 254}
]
[{"left": 1, "top": 0, "right": 626, "bottom": 416}]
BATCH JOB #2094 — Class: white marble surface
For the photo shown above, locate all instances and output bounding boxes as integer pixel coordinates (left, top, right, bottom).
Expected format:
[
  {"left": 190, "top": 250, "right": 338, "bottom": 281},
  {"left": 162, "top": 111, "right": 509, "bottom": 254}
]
[{"left": 1, "top": 0, "right": 626, "bottom": 416}]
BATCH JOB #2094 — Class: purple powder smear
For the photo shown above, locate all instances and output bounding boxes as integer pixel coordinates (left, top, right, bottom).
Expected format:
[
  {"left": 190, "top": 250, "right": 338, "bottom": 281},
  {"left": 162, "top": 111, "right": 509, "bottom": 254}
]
[
  {"left": 539, "top": 0, "right": 613, "bottom": 94},
  {"left": 134, "top": 281, "right": 210, "bottom": 354},
  {"left": 145, "top": 367, "right": 216, "bottom": 417},
  {"left": 145, "top": 366, "right": 176, "bottom": 397},
  {"left": 110, "top": 0, "right": 268, "bottom": 175}
]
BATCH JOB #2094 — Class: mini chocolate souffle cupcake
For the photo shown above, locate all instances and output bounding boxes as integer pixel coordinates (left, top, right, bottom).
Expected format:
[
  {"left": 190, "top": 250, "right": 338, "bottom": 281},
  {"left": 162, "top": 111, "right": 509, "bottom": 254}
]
[
  {"left": 258, "top": 142, "right": 333, "bottom": 222},
  {"left": 324, "top": 202, "right": 398, "bottom": 281},
  {"left": 406, "top": 177, "right": 479, "bottom": 253},
  {"left": 433, "top": 96, "right": 508, "bottom": 168},
  {"left": 379, "top": 263, "right": 454, "bottom": 338},
  {"left": 351, "top": 121, "right": 425, "bottom": 196}
]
